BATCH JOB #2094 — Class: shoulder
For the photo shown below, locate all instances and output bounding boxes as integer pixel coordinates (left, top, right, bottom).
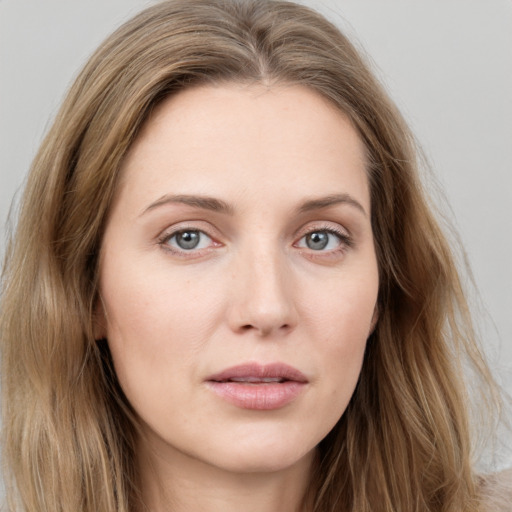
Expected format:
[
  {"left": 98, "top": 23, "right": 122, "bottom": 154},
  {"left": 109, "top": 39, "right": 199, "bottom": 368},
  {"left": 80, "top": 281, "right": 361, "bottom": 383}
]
[{"left": 478, "top": 468, "right": 512, "bottom": 512}]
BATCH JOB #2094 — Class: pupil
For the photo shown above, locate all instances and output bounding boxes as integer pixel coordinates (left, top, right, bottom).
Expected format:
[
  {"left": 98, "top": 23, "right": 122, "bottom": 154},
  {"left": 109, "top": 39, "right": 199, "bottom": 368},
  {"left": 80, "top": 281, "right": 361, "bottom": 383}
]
[
  {"left": 176, "top": 231, "right": 200, "bottom": 250},
  {"left": 307, "top": 232, "right": 328, "bottom": 250}
]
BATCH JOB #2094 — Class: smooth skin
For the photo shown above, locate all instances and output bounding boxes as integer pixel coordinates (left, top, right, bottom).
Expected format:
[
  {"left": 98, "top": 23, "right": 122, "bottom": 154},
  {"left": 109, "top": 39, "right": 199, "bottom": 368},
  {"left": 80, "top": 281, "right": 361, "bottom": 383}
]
[{"left": 97, "top": 83, "right": 379, "bottom": 512}]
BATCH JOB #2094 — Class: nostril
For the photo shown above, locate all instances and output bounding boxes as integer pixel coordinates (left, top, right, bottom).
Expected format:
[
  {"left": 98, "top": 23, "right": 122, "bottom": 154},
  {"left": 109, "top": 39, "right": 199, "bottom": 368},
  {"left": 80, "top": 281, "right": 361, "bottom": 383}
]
[{"left": 239, "top": 323, "right": 291, "bottom": 334}]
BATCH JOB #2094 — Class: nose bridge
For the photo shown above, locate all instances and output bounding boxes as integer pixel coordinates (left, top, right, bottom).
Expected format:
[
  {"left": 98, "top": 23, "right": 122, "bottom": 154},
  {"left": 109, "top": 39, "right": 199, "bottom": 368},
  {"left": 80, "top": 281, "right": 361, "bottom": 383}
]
[{"left": 228, "top": 237, "right": 296, "bottom": 336}]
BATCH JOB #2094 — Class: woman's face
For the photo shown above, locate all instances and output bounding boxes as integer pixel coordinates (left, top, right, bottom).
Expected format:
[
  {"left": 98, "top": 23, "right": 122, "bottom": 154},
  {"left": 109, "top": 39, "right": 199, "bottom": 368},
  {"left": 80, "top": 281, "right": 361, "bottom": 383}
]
[{"left": 98, "top": 84, "right": 379, "bottom": 475}]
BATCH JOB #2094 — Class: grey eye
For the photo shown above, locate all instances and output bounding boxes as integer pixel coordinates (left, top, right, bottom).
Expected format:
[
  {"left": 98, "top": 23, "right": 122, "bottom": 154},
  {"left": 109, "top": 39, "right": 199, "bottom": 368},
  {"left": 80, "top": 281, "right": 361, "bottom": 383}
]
[
  {"left": 162, "top": 228, "right": 215, "bottom": 254},
  {"left": 174, "top": 230, "right": 201, "bottom": 250},
  {"left": 305, "top": 232, "right": 329, "bottom": 250}
]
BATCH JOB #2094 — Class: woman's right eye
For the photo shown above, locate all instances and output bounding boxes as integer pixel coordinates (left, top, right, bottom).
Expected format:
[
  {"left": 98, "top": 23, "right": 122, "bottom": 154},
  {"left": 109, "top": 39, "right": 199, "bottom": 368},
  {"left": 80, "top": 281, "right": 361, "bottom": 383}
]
[{"left": 161, "top": 229, "right": 214, "bottom": 252}]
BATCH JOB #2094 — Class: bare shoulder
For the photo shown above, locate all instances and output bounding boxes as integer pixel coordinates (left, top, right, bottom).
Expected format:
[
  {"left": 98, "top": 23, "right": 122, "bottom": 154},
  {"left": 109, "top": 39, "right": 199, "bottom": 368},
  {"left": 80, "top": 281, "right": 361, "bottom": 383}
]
[{"left": 479, "top": 468, "right": 512, "bottom": 512}]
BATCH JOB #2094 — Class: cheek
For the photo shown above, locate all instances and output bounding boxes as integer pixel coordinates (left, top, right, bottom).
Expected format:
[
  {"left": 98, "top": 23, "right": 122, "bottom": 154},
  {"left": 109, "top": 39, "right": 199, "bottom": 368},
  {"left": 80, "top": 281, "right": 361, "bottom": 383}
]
[
  {"left": 101, "top": 253, "right": 222, "bottom": 342},
  {"left": 305, "top": 268, "right": 378, "bottom": 342},
  {"left": 304, "top": 273, "right": 377, "bottom": 402},
  {"left": 99, "top": 258, "right": 225, "bottom": 400}
]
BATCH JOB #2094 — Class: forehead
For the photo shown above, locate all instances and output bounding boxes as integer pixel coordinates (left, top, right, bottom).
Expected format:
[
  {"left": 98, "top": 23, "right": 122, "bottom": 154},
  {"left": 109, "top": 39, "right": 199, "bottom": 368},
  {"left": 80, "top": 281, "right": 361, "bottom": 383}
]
[{"left": 116, "top": 83, "right": 370, "bottom": 215}]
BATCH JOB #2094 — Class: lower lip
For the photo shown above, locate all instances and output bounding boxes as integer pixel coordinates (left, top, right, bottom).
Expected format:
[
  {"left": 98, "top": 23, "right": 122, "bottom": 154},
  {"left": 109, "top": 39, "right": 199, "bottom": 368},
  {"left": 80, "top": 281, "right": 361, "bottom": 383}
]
[{"left": 206, "top": 381, "right": 306, "bottom": 410}]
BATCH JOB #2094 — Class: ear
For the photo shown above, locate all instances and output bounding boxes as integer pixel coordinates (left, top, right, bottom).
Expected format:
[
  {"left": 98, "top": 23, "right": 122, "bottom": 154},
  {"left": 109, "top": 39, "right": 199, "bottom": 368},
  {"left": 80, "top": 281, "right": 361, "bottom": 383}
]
[
  {"left": 93, "top": 295, "right": 108, "bottom": 341},
  {"left": 369, "top": 303, "right": 379, "bottom": 336}
]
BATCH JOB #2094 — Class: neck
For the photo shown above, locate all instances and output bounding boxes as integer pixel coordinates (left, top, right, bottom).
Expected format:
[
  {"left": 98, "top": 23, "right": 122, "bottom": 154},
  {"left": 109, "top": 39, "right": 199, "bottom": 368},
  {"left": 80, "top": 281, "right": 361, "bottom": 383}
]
[{"left": 136, "top": 438, "right": 316, "bottom": 512}]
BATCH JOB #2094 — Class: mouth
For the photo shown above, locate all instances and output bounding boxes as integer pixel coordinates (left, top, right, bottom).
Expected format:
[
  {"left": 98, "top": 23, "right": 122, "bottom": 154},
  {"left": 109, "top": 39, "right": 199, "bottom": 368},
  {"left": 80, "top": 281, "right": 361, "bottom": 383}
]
[
  {"left": 205, "top": 363, "right": 308, "bottom": 410},
  {"left": 207, "top": 362, "right": 308, "bottom": 383},
  {"left": 215, "top": 377, "right": 288, "bottom": 383}
]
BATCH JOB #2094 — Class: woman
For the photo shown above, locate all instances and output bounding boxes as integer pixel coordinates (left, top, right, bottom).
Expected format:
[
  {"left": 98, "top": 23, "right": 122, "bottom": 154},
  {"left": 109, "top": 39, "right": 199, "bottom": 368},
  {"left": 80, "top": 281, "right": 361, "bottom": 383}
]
[{"left": 0, "top": 0, "right": 509, "bottom": 511}]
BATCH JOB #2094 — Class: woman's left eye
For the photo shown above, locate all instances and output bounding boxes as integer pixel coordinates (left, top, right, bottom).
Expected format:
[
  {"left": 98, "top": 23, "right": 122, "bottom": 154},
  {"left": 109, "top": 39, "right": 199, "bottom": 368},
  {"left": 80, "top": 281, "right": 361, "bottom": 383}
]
[
  {"left": 163, "top": 229, "right": 213, "bottom": 252},
  {"left": 295, "top": 229, "right": 348, "bottom": 252}
]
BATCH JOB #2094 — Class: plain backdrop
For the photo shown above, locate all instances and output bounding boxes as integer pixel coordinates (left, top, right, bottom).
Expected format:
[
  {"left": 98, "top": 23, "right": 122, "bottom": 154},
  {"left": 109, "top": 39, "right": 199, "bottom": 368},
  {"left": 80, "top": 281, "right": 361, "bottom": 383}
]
[{"left": 1, "top": 0, "right": 511, "bottom": 471}]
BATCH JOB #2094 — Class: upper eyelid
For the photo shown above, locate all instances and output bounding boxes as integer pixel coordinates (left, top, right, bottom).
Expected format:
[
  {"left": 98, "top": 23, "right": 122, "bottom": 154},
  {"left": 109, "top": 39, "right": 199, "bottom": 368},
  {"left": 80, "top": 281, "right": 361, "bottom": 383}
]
[
  {"left": 294, "top": 220, "right": 351, "bottom": 238},
  {"left": 158, "top": 221, "right": 220, "bottom": 240}
]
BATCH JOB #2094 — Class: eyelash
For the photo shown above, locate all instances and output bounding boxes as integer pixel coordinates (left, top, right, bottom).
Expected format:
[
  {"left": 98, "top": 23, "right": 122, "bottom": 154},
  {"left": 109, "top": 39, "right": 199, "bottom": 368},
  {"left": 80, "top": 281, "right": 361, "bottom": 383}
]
[
  {"left": 296, "top": 226, "right": 353, "bottom": 250},
  {"left": 292, "top": 226, "right": 354, "bottom": 263},
  {"left": 157, "top": 228, "right": 219, "bottom": 258},
  {"left": 157, "top": 225, "right": 353, "bottom": 258}
]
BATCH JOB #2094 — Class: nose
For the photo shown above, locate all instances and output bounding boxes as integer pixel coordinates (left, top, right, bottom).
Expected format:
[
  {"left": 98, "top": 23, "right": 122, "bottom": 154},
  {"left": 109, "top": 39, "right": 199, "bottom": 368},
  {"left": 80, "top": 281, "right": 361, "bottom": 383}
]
[{"left": 227, "top": 246, "right": 298, "bottom": 337}]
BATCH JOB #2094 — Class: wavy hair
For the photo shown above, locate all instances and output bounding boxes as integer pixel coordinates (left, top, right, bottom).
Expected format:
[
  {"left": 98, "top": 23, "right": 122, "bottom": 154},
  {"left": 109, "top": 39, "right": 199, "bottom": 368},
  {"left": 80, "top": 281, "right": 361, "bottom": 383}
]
[{"left": 0, "top": 1, "right": 503, "bottom": 510}]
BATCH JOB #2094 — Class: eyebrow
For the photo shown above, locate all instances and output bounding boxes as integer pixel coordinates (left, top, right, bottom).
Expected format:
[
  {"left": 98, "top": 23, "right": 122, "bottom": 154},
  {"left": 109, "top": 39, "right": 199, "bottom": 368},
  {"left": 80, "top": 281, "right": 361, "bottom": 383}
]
[
  {"left": 298, "top": 194, "right": 367, "bottom": 217},
  {"left": 140, "top": 194, "right": 234, "bottom": 216},
  {"left": 140, "top": 192, "right": 366, "bottom": 217}
]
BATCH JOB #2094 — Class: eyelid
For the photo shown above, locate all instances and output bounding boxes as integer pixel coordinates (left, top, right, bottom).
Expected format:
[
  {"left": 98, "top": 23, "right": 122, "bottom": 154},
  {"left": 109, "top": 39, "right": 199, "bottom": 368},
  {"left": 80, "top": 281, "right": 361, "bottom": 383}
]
[
  {"left": 292, "top": 222, "right": 354, "bottom": 254},
  {"left": 157, "top": 222, "right": 223, "bottom": 257},
  {"left": 294, "top": 221, "right": 352, "bottom": 242}
]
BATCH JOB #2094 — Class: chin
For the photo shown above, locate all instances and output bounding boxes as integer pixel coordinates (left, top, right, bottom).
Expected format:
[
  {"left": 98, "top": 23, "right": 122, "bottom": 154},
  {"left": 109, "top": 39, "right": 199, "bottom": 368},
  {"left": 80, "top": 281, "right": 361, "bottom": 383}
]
[
  {"left": 214, "top": 446, "right": 316, "bottom": 475},
  {"left": 198, "top": 429, "right": 319, "bottom": 475}
]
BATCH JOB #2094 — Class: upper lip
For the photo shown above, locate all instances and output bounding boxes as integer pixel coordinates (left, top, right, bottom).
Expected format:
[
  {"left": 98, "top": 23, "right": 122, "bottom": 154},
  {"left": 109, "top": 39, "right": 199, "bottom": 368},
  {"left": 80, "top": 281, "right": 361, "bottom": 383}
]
[{"left": 206, "top": 362, "right": 308, "bottom": 383}]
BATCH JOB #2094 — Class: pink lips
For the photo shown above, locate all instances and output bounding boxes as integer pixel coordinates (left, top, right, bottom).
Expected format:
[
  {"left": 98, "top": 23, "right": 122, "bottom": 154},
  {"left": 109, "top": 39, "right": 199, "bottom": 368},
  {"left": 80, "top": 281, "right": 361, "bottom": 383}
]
[{"left": 205, "top": 363, "right": 308, "bottom": 410}]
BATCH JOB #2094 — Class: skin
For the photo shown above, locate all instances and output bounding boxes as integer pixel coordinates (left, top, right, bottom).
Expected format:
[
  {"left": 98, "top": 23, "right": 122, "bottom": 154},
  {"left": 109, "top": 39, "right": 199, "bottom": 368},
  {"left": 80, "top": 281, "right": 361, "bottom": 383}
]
[{"left": 97, "top": 83, "right": 379, "bottom": 512}]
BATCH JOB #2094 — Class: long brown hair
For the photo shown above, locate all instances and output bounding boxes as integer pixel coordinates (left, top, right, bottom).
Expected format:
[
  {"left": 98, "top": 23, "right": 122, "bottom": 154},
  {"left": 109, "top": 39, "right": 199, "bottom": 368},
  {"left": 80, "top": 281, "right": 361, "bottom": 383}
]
[{"left": 0, "top": 1, "right": 502, "bottom": 510}]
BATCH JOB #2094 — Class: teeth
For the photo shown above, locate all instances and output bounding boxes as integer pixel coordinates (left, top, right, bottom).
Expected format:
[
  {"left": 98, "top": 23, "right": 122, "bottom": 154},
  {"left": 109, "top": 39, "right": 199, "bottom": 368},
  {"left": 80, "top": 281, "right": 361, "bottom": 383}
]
[{"left": 229, "top": 377, "right": 284, "bottom": 383}]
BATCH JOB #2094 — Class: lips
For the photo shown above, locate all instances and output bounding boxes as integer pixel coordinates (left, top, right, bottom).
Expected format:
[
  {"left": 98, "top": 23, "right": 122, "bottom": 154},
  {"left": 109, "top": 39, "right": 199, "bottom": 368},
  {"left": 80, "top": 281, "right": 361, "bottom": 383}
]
[{"left": 205, "top": 363, "right": 308, "bottom": 410}]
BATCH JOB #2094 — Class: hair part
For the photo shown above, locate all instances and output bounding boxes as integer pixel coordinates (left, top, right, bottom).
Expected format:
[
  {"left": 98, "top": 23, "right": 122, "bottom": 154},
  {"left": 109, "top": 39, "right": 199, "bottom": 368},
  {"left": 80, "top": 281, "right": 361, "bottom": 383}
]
[{"left": 1, "top": 1, "right": 502, "bottom": 511}]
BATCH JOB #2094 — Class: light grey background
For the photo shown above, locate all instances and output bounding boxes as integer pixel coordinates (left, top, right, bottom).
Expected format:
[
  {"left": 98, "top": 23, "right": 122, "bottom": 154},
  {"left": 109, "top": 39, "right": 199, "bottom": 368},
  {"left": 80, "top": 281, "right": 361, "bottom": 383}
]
[{"left": 1, "top": 0, "right": 511, "bottom": 470}]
